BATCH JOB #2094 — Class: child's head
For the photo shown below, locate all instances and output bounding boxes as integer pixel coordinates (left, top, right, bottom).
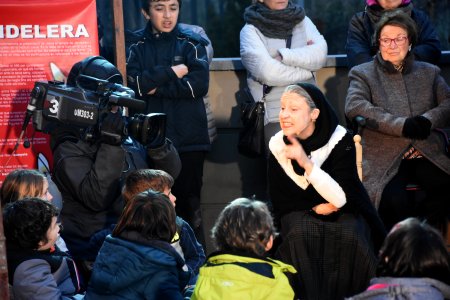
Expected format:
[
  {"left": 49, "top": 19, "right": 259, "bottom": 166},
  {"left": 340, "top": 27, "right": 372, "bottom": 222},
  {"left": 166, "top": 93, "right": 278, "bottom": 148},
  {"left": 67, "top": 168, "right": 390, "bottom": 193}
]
[
  {"left": 140, "top": 0, "right": 181, "bottom": 33},
  {"left": 113, "top": 190, "right": 177, "bottom": 243},
  {"left": 1, "top": 169, "right": 52, "bottom": 207},
  {"left": 3, "top": 197, "right": 60, "bottom": 250},
  {"left": 122, "top": 169, "right": 176, "bottom": 206},
  {"left": 212, "top": 198, "right": 276, "bottom": 256},
  {"left": 377, "top": 217, "right": 450, "bottom": 284}
]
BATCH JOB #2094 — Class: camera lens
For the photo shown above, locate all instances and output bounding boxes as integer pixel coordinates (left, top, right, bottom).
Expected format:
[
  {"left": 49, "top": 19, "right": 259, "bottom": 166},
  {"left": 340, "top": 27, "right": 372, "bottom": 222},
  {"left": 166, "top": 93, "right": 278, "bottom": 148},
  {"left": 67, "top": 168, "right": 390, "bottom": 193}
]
[
  {"left": 127, "top": 113, "right": 166, "bottom": 146},
  {"left": 128, "top": 114, "right": 146, "bottom": 144}
]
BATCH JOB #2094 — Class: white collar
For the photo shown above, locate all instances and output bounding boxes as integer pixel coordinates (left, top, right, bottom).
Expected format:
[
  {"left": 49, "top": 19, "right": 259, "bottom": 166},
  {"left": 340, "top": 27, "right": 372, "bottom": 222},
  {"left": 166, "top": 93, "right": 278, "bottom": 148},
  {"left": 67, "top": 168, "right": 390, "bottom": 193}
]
[{"left": 268, "top": 125, "right": 347, "bottom": 189}]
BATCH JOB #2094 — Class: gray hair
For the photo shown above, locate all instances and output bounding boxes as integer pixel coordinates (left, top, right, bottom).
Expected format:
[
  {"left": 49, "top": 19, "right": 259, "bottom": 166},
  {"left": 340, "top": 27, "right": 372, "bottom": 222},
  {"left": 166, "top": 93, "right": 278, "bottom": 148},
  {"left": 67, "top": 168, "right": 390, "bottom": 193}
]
[{"left": 284, "top": 84, "right": 317, "bottom": 110}]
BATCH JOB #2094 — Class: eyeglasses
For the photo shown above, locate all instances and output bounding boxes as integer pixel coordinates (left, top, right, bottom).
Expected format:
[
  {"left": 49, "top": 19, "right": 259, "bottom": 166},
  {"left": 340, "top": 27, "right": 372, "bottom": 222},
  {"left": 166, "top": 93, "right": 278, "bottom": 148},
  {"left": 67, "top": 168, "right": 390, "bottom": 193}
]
[{"left": 379, "top": 36, "right": 408, "bottom": 47}]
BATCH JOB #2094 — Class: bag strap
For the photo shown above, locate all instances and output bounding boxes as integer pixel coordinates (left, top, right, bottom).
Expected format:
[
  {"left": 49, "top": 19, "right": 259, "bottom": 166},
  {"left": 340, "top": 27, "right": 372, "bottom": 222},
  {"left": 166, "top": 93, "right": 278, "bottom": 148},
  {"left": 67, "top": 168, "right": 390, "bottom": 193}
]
[
  {"left": 286, "top": 35, "right": 292, "bottom": 49},
  {"left": 262, "top": 35, "right": 292, "bottom": 101}
]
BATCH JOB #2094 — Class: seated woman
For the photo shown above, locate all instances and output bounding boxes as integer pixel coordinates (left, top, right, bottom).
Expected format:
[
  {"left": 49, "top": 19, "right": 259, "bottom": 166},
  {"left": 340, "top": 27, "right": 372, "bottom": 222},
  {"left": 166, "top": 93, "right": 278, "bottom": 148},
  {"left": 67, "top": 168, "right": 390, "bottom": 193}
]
[
  {"left": 3, "top": 198, "right": 83, "bottom": 300},
  {"left": 346, "top": 0, "right": 441, "bottom": 68},
  {"left": 268, "top": 83, "right": 386, "bottom": 300},
  {"left": 349, "top": 217, "right": 450, "bottom": 299},
  {"left": 345, "top": 11, "right": 450, "bottom": 233},
  {"left": 85, "top": 190, "right": 191, "bottom": 299}
]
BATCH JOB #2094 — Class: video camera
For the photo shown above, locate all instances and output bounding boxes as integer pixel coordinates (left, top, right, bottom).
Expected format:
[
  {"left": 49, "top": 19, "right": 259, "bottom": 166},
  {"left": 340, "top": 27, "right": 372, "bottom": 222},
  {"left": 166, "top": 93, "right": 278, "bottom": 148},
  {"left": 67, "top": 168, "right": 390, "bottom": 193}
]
[{"left": 24, "top": 75, "right": 166, "bottom": 145}]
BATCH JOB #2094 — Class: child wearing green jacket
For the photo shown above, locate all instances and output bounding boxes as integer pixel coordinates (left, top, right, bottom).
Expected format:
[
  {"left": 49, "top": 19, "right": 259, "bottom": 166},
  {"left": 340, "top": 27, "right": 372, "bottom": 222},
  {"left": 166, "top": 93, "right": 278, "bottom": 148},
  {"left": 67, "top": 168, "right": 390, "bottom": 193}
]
[{"left": 191, "top": 198, "right": 297, "bottom": 300}]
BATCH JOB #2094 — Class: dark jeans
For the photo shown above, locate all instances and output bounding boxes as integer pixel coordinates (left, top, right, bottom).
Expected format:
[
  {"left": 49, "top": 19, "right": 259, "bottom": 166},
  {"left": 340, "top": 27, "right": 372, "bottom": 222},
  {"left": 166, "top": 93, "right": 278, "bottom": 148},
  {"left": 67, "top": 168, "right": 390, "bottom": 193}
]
[
  {"left": 379, "top": 158, "right": 450, "bottom": 233},
  {"left": 172, "top": 151, "right": 206, "bottom": 247}
]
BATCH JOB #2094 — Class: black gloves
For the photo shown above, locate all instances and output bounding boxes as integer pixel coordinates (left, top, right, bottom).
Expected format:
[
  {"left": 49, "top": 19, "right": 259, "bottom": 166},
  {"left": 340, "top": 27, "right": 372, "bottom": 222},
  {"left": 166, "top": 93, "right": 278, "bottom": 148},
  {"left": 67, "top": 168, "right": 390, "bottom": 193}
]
[
  {"left": 99, "top": 112, "right": 127, "bottom": 145},
  {"left": 402, "top": 115, "right": 432, "bottom": 140}
]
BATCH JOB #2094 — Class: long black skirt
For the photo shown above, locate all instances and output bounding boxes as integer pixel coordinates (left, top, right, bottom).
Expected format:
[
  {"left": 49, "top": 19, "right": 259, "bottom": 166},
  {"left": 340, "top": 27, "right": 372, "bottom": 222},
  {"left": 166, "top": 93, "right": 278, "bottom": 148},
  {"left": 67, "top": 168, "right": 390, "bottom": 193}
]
[{"left": 275, "top": 211, "right": 377, "bottom": 300}]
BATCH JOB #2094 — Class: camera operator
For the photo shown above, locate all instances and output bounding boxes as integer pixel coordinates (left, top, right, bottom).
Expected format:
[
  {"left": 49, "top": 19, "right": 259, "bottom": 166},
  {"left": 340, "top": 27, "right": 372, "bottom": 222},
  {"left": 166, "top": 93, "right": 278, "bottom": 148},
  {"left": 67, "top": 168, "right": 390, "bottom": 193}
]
[{"left": 49, "top": 56, "right": 181, "bottom": 284}]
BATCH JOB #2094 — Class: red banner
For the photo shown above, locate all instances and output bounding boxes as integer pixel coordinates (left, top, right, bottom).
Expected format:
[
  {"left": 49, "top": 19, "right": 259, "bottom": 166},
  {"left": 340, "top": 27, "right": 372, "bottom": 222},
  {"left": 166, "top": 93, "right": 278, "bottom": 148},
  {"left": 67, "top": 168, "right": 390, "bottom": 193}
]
[{"left": 0, "top": 0, "right": 98, "bottom": 182}]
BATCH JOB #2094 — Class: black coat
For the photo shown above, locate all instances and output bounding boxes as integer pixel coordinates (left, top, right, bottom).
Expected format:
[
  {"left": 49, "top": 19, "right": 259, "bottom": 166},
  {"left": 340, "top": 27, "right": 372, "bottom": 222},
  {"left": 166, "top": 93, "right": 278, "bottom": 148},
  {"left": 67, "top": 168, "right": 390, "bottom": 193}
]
[{"left": 52, "top": 137, "right": 181, "bottom": 261}]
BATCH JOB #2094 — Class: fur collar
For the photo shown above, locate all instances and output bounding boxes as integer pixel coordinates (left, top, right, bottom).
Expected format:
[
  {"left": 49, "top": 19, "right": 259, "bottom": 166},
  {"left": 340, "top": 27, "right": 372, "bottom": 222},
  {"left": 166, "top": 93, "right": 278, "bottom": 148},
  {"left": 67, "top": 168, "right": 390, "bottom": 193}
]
[{"left": 269, "top": 125, "right": 347, "bottom": 190}]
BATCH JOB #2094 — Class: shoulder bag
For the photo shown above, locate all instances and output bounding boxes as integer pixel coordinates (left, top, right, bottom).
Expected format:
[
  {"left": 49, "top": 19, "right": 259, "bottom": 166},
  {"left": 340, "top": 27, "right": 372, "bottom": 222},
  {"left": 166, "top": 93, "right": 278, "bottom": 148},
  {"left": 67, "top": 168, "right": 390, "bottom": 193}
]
[
  {"left": 237, "top": 85, "right": 271, "bottom": 158},
  {"left": 237, "top": 36, "right": 292, "bottom": 158}
]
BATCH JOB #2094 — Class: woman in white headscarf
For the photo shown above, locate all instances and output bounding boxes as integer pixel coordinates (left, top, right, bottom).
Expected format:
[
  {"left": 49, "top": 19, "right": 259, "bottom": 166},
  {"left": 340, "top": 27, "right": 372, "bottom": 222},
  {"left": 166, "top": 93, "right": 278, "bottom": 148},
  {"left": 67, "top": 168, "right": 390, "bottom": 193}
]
[{"left": 269, "top": 83, "right": 386, "bottom": 300}]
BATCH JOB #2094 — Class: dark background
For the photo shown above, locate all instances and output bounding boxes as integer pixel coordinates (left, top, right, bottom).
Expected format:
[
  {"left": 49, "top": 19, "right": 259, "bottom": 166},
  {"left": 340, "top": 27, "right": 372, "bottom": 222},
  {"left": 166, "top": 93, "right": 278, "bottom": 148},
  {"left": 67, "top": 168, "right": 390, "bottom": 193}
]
[{"left": 97, "top": 0, "right": 449, "bottom": 59}]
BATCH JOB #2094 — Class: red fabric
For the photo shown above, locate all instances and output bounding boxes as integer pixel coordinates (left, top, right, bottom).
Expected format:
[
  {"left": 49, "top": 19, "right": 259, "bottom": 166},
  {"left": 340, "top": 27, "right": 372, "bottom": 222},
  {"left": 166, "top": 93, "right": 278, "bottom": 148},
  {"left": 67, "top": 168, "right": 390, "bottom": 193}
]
[{"left": 367, "top": 283, "right": 397, "bottom": 290}]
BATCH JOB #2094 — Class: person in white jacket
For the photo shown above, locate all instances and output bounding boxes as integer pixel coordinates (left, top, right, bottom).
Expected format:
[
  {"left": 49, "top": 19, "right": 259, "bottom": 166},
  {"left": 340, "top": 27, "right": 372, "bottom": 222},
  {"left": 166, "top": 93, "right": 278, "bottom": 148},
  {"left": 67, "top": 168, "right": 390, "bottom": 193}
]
[{"left": 240, "top": 0, "right": 328, "bottom": 151}]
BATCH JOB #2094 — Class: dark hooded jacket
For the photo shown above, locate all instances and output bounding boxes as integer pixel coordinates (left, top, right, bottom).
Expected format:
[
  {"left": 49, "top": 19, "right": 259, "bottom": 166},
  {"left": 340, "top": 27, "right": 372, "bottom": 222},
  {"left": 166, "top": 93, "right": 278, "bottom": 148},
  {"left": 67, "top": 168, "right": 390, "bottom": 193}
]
[
  {"left": 85, "top": 232, "right": 190, "bottom": 299},
  {"left": 7, "top": 244, "right": 82, "bottom": 300},
  {"left": 126, "top": 23, "right": 211, "bottom": 153}
]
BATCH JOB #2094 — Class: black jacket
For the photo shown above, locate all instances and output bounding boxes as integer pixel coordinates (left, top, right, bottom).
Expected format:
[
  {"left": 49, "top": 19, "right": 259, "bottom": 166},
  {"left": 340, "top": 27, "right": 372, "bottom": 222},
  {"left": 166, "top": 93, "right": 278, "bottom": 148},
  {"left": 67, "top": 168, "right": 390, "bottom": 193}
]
[
  {"left": 51, "top": 136, "right": 181, "bottom": 261},
  {"left": 127, "top": 23, "right": 211, "bottom": 153},
  {"left": 345, "top": 4, "right": 441, "bottom": 68}
]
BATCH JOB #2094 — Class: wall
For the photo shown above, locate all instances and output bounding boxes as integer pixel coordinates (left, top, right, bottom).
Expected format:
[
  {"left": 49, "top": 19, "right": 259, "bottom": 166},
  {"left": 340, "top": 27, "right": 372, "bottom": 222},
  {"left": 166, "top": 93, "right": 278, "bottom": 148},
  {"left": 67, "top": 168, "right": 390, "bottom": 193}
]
[{"left": 201, "top": 52, "right": 450, "bottom": 254}]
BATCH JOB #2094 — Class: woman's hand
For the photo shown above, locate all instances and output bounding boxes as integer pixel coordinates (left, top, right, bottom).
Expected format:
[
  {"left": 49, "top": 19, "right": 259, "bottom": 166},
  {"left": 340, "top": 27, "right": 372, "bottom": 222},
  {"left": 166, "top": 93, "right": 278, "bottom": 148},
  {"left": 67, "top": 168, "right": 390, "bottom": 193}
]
[
  {"left": 285, "top": 135, "right": 314, "bottom": 175},
  {"left": 312, "top": 203, "right": 339, "bottom": 215}
]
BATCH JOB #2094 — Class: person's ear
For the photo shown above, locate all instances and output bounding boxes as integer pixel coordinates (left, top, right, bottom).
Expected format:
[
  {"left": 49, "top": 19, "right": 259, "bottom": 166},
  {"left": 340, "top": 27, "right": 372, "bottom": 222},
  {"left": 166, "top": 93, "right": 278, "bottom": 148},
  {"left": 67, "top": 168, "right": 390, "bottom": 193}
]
[
  {"left": 265, "top": 234, "right": 274, "bottom": 251},
  {"left": 311, "top": 108, "right": 320, "bottom": 121},
  {"left": 141, "top": 8, "right": 150, "bottom": 20},
  {"left": 37, "top": 240, "right": 46, "bottom": 250}
]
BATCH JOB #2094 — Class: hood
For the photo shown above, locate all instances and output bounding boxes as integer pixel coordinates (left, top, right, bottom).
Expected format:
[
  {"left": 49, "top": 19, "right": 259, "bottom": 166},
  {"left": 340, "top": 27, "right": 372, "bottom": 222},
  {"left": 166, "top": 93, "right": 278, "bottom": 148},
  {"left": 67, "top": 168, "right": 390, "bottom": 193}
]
[{"left": 88, "top": 236, "right": 183, "bottom": 293}]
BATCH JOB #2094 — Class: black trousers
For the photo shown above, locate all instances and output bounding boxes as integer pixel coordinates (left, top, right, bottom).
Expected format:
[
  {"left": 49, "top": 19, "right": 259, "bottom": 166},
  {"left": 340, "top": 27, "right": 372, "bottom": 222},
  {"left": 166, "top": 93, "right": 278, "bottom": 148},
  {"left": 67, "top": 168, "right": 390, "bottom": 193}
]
[
  {"left": 379, "top": 158, "right": 450, "bottom": 233},
  {"left": 172, "top": 151, "right": 206, "bottom": 247}
]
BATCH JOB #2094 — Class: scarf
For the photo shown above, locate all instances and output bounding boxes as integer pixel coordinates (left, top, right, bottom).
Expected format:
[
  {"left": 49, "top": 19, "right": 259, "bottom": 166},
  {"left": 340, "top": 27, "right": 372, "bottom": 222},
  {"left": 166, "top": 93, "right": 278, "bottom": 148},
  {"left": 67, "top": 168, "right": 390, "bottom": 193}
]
[
  {"left": 366, "top": 2, "right": 413, "bottom": 25},
  {"left": 375, "top": 51, "right": 415, "bottom": 74},
  {"left": 243, "top": 1, "right": 305, "bottom": 39}
]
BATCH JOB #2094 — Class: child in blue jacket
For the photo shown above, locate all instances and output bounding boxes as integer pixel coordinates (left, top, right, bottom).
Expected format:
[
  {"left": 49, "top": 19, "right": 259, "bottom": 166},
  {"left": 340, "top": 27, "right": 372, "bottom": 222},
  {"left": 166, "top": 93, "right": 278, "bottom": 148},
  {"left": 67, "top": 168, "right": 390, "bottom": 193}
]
[{"left": 85, "top": 190, "right": 190, "bottom": 299}]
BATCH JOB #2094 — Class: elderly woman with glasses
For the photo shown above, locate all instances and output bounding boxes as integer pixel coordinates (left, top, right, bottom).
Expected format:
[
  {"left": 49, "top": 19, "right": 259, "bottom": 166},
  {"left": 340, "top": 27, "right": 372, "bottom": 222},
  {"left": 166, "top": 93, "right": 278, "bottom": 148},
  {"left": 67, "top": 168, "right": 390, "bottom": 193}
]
[
  {"left": 345, "top": 0, "right": 441, "bottom": 68},
  {"left": 345, "top": 11, "right": 450, "bottom": 234}
]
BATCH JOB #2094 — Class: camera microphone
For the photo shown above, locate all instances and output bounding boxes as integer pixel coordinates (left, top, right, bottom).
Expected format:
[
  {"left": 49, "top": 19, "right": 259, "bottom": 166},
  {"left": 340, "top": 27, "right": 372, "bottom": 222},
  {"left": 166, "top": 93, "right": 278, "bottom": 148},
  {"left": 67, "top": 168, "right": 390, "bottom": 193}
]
[
  {"left": 22, "top": 86, "right": 42, "bottom": 131},
  {"left": 14, "top": 86, "right": 42, "bottom": 152}
]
